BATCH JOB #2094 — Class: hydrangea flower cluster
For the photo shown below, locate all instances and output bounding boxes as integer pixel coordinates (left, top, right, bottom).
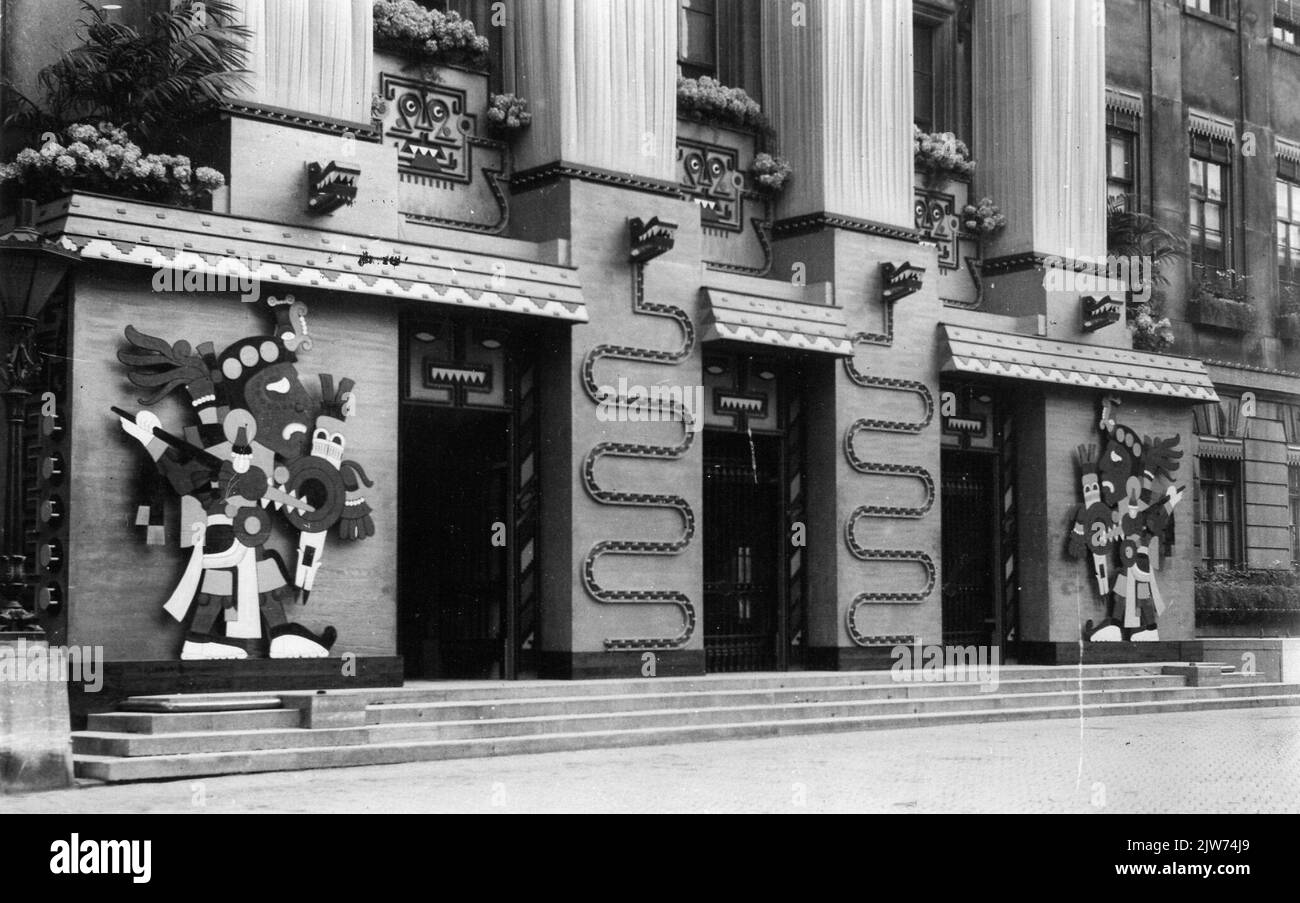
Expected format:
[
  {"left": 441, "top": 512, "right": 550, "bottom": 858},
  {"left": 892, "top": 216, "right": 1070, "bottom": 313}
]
[
  {"left": 373, "top": 0, "right": 490, "bottom": 69},
  {"left": 962, "top": 196, "right": 1006, "bottom": 236},
  {"left": 0, "top": 121, "right": 225, "bottom": 207},
  {"left": 1131, "top": 308, "right": 1175, "bottom": 353},
  {"left": 487, "top": 93, "right": 532, "bottom": 133},
  {"left": 677, "top": 77, "right": 768, "bottom": 132},
  {"left": 752, "top": 153, "right": 793, "bottom": 193},
  {"left": 914, "top": 125, "right": 975, "bottom": 181}
]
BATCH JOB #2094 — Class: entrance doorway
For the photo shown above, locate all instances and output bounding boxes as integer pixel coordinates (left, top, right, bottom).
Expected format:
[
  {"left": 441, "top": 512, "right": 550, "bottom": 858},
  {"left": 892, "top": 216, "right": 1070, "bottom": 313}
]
[
  {"left": 400, "top": 409, "right": 510, "bottom": 679},
  {"left": 703, "top": 431, "right": 783, "bottom": 672},
  {"left": 940, "top": 450, "right": 1000, "bottom": 649},
  {"left": 700, "top": 351, "right": 805, "bottom": 673},
  {"left": 398, "top": 316, "right": 542, "bottom": 680}
]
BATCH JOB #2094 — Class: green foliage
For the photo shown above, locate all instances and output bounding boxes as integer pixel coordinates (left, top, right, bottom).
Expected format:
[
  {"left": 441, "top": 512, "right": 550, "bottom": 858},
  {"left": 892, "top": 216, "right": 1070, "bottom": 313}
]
[
  {"left": 373, "top": 0, "right": 490, "bottom": 70},
  {"left": 4, "top": 0, "right": 250, "bottom": 141},
  {"left": 0, "top": 121, "right": 225, "bottom": 207},
  {"left": 1195, "top": 568, "right": 1300, "bottom": 624},
  {"left": 677, "top": 77, "right": 768, "bottom": 133},
  {"left": 752, "top": 153, "right": 792, "bottom": 193},
  {"left": 913, "top": 126, "right": 974, "bottom": 182},
  {"left": 1106, "top": 208, "right": 1186, "bottom": 288}
]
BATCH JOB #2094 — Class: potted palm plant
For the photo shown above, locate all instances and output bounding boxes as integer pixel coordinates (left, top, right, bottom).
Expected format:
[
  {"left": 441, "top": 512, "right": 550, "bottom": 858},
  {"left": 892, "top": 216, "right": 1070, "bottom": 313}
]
[{"left": 1106, "top": 207, "right": 1186, "bottom": 350}]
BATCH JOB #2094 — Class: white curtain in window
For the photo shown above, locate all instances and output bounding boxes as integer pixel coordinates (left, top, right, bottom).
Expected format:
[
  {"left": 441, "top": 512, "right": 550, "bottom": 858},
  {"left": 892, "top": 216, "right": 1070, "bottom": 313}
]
[
  {"left": 234, "top": 0, "right": 374, "bottom": 125},
  {"left": 761, "top": 0, "right": 913, "bottom": 228},
  {"left": 515, "top": 0, "right": 676, "bottom": 181}
]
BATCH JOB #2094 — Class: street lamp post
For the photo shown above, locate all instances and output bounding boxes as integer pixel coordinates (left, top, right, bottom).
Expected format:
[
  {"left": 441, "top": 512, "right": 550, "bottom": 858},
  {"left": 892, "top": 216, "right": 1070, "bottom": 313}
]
[{"left": 0, "top": 198, "right": 78, "bottom": 635}]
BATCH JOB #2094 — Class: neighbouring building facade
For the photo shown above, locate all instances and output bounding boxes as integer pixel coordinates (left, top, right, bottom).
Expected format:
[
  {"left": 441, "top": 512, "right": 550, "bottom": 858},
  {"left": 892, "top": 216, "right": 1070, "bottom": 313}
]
[{"left": 0, "top": 0, "right": 1292, "bottom": 707}]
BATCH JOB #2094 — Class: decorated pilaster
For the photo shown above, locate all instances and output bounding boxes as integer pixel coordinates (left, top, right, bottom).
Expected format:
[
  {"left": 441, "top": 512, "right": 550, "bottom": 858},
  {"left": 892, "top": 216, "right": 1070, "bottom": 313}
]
[
  {"left": 762, "top": 0, "right": 944, "bottom": 666},
  {"left": 973, "top": 0, "right": 1112, "bottom": 340},
  {"left": 760, "top": 0, "right": 914, "bottom": 229},
  {"left": 513, "top": 0, "right": 678, "bottom": 182}
]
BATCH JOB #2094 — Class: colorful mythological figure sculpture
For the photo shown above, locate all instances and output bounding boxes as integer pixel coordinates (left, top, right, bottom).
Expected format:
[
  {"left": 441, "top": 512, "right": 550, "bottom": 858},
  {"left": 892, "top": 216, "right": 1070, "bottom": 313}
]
[
  {"left": 1068, "top": 398, "right": 1184, "bottom": 643},
  {"left": 115, "top": 297, "right": 374, "bottom": 661}
]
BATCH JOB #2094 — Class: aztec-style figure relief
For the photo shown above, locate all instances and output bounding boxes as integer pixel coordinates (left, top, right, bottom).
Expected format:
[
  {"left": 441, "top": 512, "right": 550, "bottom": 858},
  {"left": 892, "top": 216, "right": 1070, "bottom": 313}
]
[
  {"left": 1068, "top": 398, "right": 1185, "bottom": 643},
  {"left": 115, "top": 297, "right": 374, "bottom": 661}
]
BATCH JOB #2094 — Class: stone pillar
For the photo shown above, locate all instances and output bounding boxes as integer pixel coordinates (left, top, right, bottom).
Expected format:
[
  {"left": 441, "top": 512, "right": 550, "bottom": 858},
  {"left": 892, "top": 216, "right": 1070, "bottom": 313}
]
[
  {"left": 973, "top": 0, "right": 1107, "bottom": 263},
  {"left": 972, "top": 0, "right": 1111, "bottom": 341},
  {"left": 1243, "top": 418, "right": 1291, "bottom": 570},
  {"left": 760, "top": 0, "right": 914, "bottom": 229},
  {"left": 514, "top": 0, "right": 678, "bottom": 182},
  {"left": 0, "top": 640, "right": 74, "bottom": 793}
]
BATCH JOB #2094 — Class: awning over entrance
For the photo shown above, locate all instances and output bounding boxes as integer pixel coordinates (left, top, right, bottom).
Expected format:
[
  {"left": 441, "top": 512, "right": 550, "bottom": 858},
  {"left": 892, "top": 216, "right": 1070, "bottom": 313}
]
[
  {"left": 939, "top": 325, "right": 1220, "bottom": 403},
  {"left": 701, "top": 289, "right": 853, "bottom": 356},
  {"left": 38, "top": 193, "right": 588, "bottom": 322}
]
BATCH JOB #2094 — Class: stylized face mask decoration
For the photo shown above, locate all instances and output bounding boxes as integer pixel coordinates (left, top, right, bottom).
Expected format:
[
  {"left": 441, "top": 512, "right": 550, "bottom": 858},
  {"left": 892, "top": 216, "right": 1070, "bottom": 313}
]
[
  {"left": 243, "top": 363, "right": 316, "bottom": 460},
  {"left": 1098, "top": 425, "right": 1143, "bottom": 508}
]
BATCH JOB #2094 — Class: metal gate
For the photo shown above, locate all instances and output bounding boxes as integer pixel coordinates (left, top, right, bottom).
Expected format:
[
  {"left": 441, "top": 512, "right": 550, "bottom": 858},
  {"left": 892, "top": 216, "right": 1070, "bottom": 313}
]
[
  {"left": 703, "top": 432, "right": 782, "bottom": 672},
  {"left": 940, "top": 450, "right": 999, "bottom": 648}
]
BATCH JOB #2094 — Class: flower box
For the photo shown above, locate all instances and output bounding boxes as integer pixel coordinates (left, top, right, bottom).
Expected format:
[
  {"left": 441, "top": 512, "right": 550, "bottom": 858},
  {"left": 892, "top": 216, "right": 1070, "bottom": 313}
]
[{"left": 1188, "top": 295, "right": 1256, "bottom": 332}]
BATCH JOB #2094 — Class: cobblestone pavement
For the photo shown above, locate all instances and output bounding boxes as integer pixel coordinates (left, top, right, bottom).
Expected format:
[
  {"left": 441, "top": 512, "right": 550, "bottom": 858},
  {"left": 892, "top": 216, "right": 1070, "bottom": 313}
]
[{"left": 5, "top": 707, "right": 1299, "bottom": 814}]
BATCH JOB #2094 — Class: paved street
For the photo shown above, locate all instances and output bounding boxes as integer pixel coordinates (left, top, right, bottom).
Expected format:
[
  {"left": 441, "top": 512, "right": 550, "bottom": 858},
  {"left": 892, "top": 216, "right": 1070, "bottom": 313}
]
[{"left": 4, "top": 707, "right": 1299, "bottom": 814}]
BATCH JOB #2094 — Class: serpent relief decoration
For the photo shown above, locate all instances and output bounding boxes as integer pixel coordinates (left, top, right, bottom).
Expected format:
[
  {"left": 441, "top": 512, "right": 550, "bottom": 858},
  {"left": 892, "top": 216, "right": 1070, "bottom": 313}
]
[
  {"left": 580, "top": 219, "right": 697, "bottom": 651},
  {"left": 842, "top": 307, "right": 939, "bottom": 647}
]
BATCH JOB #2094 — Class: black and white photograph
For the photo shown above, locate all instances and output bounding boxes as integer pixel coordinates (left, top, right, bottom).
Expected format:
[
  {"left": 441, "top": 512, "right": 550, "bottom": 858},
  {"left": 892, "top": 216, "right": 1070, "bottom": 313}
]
[{"left": 0, "top": 0, "right": 1293, "bottom": 873}]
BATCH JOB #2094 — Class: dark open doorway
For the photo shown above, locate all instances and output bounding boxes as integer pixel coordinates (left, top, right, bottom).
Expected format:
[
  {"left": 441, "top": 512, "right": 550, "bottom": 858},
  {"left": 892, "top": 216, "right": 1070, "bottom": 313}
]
[
  {"left": 399, "top": 409, "right": 511, "bottom": 679},
  {"left": 940, "top": 449, "right": 1001, "bottom": 649},
  {"left": 397, "top": 315, "right": 543, "bottom": 681},
  {"left": 703, "top": 431, "right": 784, "bottom": 672}
]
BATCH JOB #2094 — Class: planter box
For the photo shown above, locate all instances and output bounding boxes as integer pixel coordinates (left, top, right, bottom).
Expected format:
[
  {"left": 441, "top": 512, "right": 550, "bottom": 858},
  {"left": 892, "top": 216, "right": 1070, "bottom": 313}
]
[
  {"left": 1189, "top": 296, "right": 1256, "bottom": 332},
  {"left": 372, "top": 50, "right": 508, "bottom": 233}
]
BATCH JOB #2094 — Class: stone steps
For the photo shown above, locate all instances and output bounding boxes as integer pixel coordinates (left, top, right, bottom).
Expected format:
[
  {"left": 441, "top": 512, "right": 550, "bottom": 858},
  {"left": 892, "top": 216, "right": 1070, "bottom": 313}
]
[
  {"left": 74, "top": 689, "right": 1300, "bottom": 784},
  {"left": 365, "top": 674, "right": 1190, "bottom": 724},
  {"left": 69, "top": 664, "right": 1300, "bottom": 784}
]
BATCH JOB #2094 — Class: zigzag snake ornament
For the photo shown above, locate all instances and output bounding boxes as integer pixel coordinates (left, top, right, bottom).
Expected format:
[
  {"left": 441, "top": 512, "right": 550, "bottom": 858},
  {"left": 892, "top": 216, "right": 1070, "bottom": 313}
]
[
  {"left": 581, "top": 263, "right": 697, "bottom": 651},
  {"left": 842, "top": 331, "right": 938, "bottom": 647}
]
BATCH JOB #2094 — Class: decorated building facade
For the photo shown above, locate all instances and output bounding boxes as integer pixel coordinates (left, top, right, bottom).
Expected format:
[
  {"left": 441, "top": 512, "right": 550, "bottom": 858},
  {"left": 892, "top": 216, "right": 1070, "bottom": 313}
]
[{"left": 1, "top": 0, "right": 1289, "bottom": 708}]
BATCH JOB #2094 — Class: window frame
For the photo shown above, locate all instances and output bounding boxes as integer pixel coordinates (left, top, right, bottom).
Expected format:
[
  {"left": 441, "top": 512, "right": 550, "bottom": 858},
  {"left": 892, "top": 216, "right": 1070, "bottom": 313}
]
[
  {"left": 1106, "top": 125, "right": 1139, "bottom": 214},
  {"left": 1199, "top": 457, "right": 1244, "bottom": 571},
  {"left": 678, "top": 0, "right": 719, "bottom": 81},
  {"left": 911, "top": 3, "right": 973, "bottom": 144},
  {"left": 1290, "top": 465, "right": 1300, "bottom": 567},
  {"left": 1185, "top": 0, "right": 1232, "bottom": 20},
  {"left": 1189, "top": 141, "right": 1233, "bottom": 272},
  {"left": 1278, "top": 172, "right": 1300, "bottom": 288}
]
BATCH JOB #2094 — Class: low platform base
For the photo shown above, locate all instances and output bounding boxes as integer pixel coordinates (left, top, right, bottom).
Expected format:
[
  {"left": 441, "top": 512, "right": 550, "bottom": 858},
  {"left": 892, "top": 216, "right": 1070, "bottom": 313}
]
[{"left": 68, "top": 656, "right": 404, "bottom": 729}]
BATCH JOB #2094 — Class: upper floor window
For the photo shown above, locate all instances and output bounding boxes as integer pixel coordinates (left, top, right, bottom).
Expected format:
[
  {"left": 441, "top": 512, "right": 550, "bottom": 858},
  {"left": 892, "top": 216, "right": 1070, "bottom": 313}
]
[
  {"left": 914, "top": 23, "right": 937, "bottom": 132},
  {"left": 912, "top": 5, "right": 972, "bottom": 143},
  {"left": 679, "top": 0, "right": 718, "bottom": 79},
  {"left": 1279, "top": 175, "right": 1300, "bottom": 285},
  {"left": 1107, "top": 129, "right": 1137, "bottom": 213},
  {"left": 1186, "top": 0, "right": 1232, "bottom": 18},
  {"left": 677, "top": 0, "right": 762, "bottom": 103},
  {"left": 1190, "top": 135, "right": 1232, "bottom": 269}
]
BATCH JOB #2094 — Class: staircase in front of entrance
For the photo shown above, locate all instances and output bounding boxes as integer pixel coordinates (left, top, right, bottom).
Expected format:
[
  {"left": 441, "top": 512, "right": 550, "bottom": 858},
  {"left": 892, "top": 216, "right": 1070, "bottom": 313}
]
[{"left": 72, "top": 663, "right": 1300, "bottom": 783}]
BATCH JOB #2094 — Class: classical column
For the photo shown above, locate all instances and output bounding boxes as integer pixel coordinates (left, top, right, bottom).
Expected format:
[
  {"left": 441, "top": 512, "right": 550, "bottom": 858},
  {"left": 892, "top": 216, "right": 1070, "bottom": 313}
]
[
  {"left": 233, "top": 0, "right": 374, "bottom": 124},
  {"left": 761, "top": 0, "right": 915, "bottom": 230},
  {"left": 973, "top": 0, "right": 1107, "bottom": 262},
  {"left": 514, "top": 0, "right": 678, "bottom": 182}
]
